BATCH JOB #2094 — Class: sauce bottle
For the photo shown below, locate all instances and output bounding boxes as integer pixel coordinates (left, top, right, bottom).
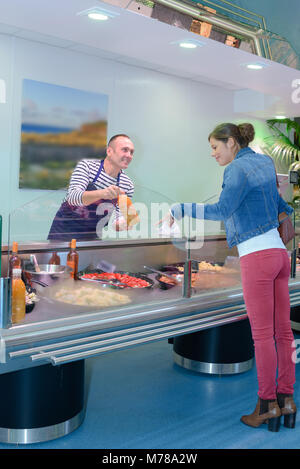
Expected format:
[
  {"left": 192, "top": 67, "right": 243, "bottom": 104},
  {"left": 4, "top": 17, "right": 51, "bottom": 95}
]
[
  {"left": 11, "top": 268, "right": 26, "bottom": 323},
  {"left": 9, "top": 242, "right": 21, "bottom": 277},
  {"left": 49, "top": 252, "right": 61, "bottom": 265},
  {"left": 67, "top": 239, "right": 78, "bottom": 280}
]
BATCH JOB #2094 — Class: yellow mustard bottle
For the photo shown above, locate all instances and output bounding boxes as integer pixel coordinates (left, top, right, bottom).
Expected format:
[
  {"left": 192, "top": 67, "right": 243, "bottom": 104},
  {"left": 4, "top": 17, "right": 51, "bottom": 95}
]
[{"left": 11, "top": 268, "right": 26, "bottom": 323}]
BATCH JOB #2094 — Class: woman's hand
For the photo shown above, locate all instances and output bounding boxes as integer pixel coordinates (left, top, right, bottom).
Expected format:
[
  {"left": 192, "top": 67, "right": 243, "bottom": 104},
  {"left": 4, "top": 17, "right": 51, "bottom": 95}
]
[{"left": 157, "top": 211, "right": 175, "bottom": 228}]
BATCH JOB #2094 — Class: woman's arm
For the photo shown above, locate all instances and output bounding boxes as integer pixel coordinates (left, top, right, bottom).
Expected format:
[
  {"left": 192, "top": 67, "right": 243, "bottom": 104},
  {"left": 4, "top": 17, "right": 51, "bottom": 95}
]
[{"left": 278, "top": 195, "right": 293, "bottom": 216}]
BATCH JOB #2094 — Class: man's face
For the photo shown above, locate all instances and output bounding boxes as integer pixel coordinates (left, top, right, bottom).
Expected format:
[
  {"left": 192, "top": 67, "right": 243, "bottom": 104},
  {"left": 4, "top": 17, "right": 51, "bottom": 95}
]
[{"left": 106, "top": 136, "right": 134, "bottom": 170}]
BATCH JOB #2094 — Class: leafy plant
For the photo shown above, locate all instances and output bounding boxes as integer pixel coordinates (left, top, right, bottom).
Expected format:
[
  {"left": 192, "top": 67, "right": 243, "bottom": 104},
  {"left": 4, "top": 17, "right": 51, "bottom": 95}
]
[{"left": 264, "top": 118, "right": 300, "bottom": 167}]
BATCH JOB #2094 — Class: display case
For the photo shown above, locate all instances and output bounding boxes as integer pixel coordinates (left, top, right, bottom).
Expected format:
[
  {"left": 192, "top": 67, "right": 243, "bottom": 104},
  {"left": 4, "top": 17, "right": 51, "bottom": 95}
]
[
  {"left": 2, "top": 187, "right": 300, "bottom": 371},
  {"left": 1, "top": 189, "right": 300, "bottom": 444}
]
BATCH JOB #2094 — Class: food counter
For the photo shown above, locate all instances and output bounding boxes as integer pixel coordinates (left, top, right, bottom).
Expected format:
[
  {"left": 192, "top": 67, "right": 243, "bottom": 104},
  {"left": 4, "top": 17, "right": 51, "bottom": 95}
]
[{"left": 1, "top": 236, "right": 300, "bottom": 444}]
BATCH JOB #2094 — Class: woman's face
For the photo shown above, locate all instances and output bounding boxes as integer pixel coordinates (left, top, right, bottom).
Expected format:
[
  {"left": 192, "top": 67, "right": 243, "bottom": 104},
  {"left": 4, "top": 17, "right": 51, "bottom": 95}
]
[{"left": 209, "top": 137, "right": 236, "bottom": 166}]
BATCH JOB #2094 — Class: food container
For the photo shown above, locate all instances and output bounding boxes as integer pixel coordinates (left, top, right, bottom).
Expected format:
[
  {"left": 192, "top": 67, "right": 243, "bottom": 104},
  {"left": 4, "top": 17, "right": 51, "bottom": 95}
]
[
  {"left": 25, "top": 286, "right": 38, "bottom": 313},
  {"left": 38, "top": 279, "right": 133, "bottom": 313},
  {"left": 161, "top": 261, "right": 199, "bottom": 274},
  {"left": 156, "top": 274, "right": 179, "bottom": 290},
  {"left": 78, "top": 269, "right": 154, "bottom": 289},
  {"left": 24, "top": 264, "right": 72, "bottom": 287}
]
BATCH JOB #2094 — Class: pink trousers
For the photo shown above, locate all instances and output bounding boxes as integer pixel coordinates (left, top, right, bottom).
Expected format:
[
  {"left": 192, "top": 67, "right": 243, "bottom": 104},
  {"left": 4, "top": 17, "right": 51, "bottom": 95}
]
[{"left": 240, "top": 248, "right": 295, "bottom": 400}]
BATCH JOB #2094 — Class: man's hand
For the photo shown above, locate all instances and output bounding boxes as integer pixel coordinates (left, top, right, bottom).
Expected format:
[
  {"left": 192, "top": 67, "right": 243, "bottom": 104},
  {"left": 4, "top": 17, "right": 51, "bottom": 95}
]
[
  {"left": 101, "top": 186, "right": 123, "bottom": 200},
  {"left": 82, "top": 186, "right": 124, "bottom": 206}
]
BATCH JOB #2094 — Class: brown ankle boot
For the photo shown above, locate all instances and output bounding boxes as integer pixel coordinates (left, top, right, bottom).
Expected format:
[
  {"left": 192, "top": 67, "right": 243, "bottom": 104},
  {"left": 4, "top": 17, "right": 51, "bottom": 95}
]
[
  {"left": 277, "top": 393, "right": 297, "bottom": 428},
  {"left": 241, "top": 398, "right": 281, "bottom": 432}
]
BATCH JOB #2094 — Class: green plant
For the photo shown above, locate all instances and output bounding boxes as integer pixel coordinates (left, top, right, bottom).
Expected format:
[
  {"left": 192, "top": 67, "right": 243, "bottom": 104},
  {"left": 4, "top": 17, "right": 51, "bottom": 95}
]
[{"left": 264, "top": 118, "right": 300, "bottom": 167}]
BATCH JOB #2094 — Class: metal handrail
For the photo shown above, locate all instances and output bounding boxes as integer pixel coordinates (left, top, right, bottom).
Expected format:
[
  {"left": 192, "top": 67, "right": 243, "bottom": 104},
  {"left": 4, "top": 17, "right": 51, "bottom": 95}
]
[
  {"left": 153, "top": 0, "right": 263, "bottom": 56},
  {"left": 49, "top": 311, "right": 247, "bottom": 365},
  {"left": 9, "top": 303, "right": 245, "bottom": 359}
]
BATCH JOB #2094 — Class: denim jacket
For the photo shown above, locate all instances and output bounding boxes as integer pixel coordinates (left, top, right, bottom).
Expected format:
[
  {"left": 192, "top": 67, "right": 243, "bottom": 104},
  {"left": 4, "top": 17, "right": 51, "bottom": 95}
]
[{"left": 171, "top": 147, "right": 293, "bottom": 248}]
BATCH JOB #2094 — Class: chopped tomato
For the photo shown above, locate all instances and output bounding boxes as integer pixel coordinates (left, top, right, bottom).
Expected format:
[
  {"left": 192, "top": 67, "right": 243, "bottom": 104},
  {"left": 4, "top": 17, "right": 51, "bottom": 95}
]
[{"left": 81, "top": 272, "right": 150, "bottom": 288}]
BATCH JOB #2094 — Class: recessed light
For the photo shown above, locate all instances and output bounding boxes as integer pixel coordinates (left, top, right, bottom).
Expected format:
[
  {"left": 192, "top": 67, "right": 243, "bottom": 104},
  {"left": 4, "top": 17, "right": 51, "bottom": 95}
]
[
  {"left": 88, "top": 12, "right": 109, "bottom": 21},
  {"left": 275, "top": 115, "right": 287, "bottom": 119},
  {"left": 180, "top": 42, "right": 197, "bottom": 49},
  {"left": 77, "top": 7, "right": 119, "bottom": 20},
  {"left": 245, "top": 63, "right": 266, "bottom": 70},
  {"left": 171, "top": 39, "right": 206, "bottom": 49},
  {"left": 247, "top": 64, "right": 263, "bottom": 70}
]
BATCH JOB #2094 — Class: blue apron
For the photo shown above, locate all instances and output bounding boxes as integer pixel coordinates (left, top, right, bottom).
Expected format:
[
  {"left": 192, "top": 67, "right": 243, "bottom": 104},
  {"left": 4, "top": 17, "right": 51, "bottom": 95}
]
[{"left": 48, "top": 160, "right": 120, "bottom": 241}]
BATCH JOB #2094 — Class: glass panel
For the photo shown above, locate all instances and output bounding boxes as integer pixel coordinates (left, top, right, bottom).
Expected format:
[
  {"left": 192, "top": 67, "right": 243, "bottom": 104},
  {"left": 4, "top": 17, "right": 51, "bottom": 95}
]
[
  {"left": 0, "top": 214, "right": 2, "bottom": 276},
  {"left": 7, "top": 186, "right": 249, "bottom": 328},
  {"left": 185, "top": 215, "right": 242, "bottom": 299},
  {"left": 7, "top": 186, "right": 191, "bottom": 326}
]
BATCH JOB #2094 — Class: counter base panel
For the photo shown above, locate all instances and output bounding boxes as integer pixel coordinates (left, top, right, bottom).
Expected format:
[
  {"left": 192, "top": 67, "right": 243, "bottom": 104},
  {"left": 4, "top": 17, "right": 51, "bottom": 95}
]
[
  {"left": 0, "top": 360, "right": 85, "bottom": 444},
  {"left": 174, "top": 352, "right": 254, "bottom": 375}
]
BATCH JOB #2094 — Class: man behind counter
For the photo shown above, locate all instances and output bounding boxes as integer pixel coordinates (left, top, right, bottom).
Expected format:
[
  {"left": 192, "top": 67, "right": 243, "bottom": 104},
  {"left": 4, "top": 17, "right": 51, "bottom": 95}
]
[{"left": 48, "top": 134, "right": 135, "bottom": 241}]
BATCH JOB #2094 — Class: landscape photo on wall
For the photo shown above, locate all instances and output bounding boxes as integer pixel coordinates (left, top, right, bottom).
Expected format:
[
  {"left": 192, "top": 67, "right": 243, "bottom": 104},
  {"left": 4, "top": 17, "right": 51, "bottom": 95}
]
[{"left": 19, "top": 79, "right": 108, "bottom": 190}]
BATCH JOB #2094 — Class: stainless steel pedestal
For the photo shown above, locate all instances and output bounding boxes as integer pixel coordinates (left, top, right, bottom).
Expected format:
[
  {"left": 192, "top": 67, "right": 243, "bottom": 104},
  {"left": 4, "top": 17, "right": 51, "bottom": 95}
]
[
  {"left": 173, "top": 319, "right": 254, "bottom": 375},
  {"left": 0, "top": 360, "right": 85, "bottom": 444}
]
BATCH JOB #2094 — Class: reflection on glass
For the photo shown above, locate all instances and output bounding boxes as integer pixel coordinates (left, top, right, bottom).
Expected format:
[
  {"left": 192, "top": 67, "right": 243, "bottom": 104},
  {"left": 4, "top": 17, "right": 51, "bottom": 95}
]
[
  {"left": 6, "top": 184, "right": 246, "bottom": 327},
  {"left": 0, "top": 215, "right": 2, "bottom": 275},
  {"left": 8, "top": 184, "right": 222, "bottom": 245}
]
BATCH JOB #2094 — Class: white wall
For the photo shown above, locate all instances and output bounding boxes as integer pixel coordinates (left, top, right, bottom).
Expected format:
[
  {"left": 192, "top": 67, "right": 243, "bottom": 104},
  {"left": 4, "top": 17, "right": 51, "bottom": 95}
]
[{"left": 0, "top": 33, "right": 264, "bottom": 244}]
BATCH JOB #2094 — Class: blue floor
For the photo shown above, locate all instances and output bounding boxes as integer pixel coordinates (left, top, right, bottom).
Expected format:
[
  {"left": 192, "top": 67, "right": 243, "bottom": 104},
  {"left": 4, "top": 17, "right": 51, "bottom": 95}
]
[{"left": 1, "top": 333, "right": 300, "bottom": 450}]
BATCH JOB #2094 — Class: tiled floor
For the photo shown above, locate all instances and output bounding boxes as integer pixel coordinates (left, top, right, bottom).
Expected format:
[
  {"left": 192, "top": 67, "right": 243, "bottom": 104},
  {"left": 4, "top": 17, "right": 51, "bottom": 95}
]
[{"left": 0, "top": 333, "right": 300, "bottom": 450}]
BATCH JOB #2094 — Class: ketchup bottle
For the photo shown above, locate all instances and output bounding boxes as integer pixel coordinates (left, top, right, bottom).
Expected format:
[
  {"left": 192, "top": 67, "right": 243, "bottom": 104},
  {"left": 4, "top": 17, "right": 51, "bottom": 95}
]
[
  {"left": 49, "top": 252, "right": 61, "bottom": 265},
  {"left": 67, "top": 239, "right": 78, "bottom": 280},
  {"left": 9, "top": 242, "right": 21, "bottom": 278}
]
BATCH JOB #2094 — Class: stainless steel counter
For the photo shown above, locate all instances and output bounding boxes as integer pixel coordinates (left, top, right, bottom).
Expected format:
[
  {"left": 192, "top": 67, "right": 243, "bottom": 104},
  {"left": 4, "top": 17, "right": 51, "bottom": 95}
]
[{"left": 1, "top": 237, "right": 299, "bottom": 374}]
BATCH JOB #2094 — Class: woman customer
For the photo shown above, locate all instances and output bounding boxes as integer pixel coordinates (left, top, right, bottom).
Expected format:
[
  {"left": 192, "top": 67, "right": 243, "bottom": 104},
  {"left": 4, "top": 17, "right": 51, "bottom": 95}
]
[{"left": 168, "top": 122, "right": 296, "bottom": 432}]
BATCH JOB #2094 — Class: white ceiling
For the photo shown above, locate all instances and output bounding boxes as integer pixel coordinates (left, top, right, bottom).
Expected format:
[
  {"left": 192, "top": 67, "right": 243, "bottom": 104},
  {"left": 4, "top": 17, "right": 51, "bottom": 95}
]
[{"left": 0, "top": 0, "right": 299, "bottom": 117}]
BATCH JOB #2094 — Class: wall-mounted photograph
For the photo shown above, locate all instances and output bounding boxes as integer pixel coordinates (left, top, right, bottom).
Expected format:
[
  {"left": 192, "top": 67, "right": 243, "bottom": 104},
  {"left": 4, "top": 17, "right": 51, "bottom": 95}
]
[{"left": 19, "top": 79, "right": 108, "bottom": 190}]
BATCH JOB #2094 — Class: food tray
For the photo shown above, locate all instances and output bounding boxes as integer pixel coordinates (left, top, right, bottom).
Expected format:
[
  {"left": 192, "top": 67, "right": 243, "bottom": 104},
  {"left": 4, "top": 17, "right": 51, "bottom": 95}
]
[
  {"left": 155, "top": 274, "right": 179, "bottom": 290},
  {"left": 78, "top": 269, "right": 155, "bottom": 289}
]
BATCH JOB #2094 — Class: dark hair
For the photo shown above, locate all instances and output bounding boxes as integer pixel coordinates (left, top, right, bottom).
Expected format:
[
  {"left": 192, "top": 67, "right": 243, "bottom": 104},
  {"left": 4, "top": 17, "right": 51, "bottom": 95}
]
[
  {"left": 208, "top": 123, "right": 255, "bottom": 148},
  {"left": 108, "top": 134, "right": 131, "bottom": 147}
]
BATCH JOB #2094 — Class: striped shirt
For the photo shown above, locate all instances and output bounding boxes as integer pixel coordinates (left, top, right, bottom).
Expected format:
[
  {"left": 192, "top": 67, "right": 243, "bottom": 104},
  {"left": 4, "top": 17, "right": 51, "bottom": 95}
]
[{"left": 65, "top": 159, "right": 134, "bottom": 207}]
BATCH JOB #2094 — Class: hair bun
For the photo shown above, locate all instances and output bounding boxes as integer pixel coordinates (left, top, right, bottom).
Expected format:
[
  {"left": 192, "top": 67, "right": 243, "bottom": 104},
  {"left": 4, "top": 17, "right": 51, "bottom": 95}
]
[{"left": 238, "top": 123, "right": 255, "bottom": 146}]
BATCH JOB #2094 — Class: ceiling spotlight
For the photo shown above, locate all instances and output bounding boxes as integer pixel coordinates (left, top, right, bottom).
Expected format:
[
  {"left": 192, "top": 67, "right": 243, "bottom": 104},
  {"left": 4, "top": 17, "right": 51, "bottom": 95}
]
[
  {"left": 171, "top": 39, "right": 205, "bottom": 49},
  {"left": 179, "top": 42, "right": 197, "bottom": 49},
  {"left": 88, "top": 12, "right": 109, "bottom": 21},
  {"left": 246, "top": 64, "right": 264, "bottom": 70},
  {"left": 275, "top": 115, "right": 287, "bottom": 119},
  {"left": 77, "top": 7, "right": 119, "bottom": 20}
]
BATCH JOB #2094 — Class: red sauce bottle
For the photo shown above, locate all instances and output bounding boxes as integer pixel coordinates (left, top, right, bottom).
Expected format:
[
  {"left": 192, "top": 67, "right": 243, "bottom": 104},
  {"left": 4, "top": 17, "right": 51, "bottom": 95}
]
[
  {"left": 67, "top": 239, "right": 78, "bottom": 280},
  {"left": 9, "top": 242, "right": 21, "bottom": 278},
  {"left": 49, "top": 252, "right": 61, "bottom": 265}
]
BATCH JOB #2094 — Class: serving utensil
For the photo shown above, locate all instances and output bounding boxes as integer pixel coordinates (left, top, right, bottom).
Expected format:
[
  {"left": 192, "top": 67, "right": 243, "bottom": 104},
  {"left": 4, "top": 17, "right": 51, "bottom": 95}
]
[
  {"left": 30, "top": 254, "right": 41, "bottom": 273},
  {"left": 81, "top": 277, "right": 128, "bottom": 288}
]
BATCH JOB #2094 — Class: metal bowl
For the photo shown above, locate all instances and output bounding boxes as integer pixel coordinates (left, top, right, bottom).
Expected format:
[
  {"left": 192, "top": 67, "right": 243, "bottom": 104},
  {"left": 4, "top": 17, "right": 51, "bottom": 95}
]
[{"left": 24, "top": 264, "right": 72, "bottom": 286}]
